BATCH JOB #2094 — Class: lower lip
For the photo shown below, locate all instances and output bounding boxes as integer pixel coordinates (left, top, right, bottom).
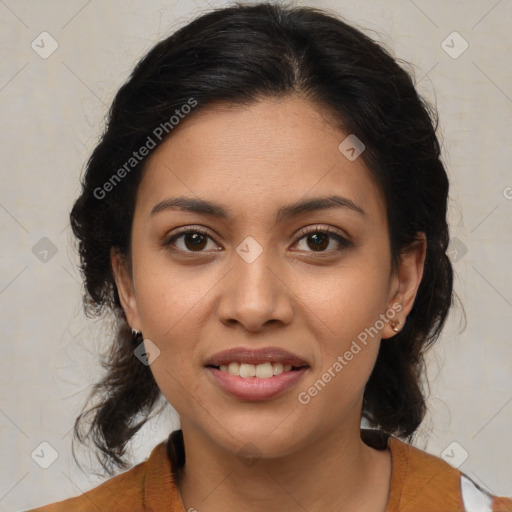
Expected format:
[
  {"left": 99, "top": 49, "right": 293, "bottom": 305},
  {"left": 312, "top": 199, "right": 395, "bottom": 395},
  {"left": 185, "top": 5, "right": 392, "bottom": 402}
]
[{"left": 206, "top": 366, "right": 308, "bottom": 401}]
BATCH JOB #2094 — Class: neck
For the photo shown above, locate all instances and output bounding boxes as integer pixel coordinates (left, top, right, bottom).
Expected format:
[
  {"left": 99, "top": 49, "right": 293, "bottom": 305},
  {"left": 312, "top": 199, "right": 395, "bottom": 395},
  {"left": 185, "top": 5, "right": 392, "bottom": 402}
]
[{"left": 175, "top": 421, "right": 391, "bottom": 512}]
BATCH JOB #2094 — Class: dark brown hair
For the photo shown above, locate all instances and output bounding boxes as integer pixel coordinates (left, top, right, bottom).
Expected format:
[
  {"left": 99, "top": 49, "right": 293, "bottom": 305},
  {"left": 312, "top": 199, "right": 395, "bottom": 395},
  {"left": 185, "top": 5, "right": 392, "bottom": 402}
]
[{"left": 70, "top": 1, "right": 459, "bottom": 476}]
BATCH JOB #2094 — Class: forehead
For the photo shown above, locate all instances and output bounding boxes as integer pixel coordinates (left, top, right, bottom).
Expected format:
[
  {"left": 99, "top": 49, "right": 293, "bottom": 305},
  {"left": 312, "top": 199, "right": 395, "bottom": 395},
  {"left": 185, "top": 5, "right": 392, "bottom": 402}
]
[{"left": 136, "top": 95, "right": 386, "bottom": 224}]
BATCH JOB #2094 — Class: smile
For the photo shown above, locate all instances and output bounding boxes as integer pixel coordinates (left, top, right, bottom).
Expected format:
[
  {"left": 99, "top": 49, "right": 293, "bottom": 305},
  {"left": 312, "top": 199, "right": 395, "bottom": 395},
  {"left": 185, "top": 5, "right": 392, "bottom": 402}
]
[{"left": 214, "top": 362, "right": 298, "bottom": 378}]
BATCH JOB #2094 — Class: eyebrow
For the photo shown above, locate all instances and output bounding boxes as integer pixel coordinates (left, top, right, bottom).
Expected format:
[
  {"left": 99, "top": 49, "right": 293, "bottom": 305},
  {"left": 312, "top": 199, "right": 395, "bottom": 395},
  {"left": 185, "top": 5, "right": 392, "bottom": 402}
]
[{"left": 150, "top": 194, "right": 366, "bottom": 221}]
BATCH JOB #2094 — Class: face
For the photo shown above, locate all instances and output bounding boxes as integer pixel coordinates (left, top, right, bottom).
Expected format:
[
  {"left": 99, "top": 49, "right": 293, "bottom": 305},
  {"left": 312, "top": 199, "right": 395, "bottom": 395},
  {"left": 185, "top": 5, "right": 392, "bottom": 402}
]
[{"left": 112, "top": 94, "right": 425, "bottom": 459}]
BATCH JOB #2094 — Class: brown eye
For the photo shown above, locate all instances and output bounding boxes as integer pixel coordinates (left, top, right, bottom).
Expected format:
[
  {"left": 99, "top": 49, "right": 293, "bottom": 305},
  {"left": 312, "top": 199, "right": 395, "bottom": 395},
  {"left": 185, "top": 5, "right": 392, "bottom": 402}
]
[
  {"left": 305, "top": 232, "right": 329, "bottom": 251},
  {"left": 294, "top": 226, "right": 352, "bottom": 253},
  {"left": 181, "top": 232, "right": 208, "bottom": 251},
  {"left": 163, "top": 228, "right": 220, "bottom": 253}
]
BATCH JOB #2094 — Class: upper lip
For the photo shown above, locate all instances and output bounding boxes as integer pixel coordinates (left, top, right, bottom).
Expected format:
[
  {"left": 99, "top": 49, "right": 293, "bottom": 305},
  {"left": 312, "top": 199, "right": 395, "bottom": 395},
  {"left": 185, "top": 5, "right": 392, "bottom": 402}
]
[{"left": 205, "top": 347, "right": 309, "bottom": 367}]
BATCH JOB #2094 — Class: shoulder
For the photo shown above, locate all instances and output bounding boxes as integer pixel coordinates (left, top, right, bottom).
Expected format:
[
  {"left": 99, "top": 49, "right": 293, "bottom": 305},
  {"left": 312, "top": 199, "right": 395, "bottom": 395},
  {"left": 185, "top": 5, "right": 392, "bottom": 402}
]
[
  {"left": 26, "top": 435, "right": 181, "bottom": 512},
  {"left": 386, "top": 435, "right": 512, "bottom": 512},
  {"left": 26, "top": 462, "right": 148, "bottom": 512}
]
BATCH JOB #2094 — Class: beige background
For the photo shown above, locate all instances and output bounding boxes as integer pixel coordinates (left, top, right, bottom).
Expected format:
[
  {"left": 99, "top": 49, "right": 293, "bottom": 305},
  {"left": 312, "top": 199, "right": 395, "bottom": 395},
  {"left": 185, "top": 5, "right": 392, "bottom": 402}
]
[{"left": 1, "top": 0, "right": 511, "bottom": 510}]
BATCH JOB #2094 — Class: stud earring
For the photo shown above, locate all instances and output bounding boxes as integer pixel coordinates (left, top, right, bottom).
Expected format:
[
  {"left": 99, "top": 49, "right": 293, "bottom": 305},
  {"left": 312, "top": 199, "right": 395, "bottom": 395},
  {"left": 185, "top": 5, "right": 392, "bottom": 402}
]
[{"left": 390, "top": 319, "right": 401, "bottom": 333}]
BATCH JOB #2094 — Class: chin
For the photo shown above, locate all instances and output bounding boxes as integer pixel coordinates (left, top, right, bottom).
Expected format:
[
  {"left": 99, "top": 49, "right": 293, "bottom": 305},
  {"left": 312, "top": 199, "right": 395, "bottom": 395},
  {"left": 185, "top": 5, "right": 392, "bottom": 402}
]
[{"left": 203, "top": 415, "right": 310, "bottom": 461}]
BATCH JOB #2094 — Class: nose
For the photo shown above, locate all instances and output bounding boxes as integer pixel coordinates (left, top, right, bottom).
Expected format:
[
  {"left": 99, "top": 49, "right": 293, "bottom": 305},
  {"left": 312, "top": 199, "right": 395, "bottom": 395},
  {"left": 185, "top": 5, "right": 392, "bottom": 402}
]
[{"left": 216, "top": 245, "right": 294, "bottom": 332}]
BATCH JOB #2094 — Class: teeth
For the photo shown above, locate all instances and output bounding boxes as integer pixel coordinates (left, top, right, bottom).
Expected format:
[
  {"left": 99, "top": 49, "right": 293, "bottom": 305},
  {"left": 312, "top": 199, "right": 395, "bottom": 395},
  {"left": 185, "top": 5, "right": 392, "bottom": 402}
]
[
  {"left": 255, "top": 362, "right": 273, "bottom": 378},
  {"left": 227, "top": 362, "right": 240, "bottom": 376},
  {"left": 272, "top": 362, "right": 283, "bottom": 375},
  {"left": 240, "top": 363, "right": 256, "bottom": 378},
  {"left": 217, "top": 362, "right": 298, "bottom": 378}
]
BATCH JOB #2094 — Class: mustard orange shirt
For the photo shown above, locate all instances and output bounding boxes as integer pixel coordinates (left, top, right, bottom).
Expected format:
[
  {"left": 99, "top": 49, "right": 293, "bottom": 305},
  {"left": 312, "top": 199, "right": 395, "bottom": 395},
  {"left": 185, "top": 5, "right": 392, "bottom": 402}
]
[{"left": 27, "top": 429, "right": 512, "bottom": 512}]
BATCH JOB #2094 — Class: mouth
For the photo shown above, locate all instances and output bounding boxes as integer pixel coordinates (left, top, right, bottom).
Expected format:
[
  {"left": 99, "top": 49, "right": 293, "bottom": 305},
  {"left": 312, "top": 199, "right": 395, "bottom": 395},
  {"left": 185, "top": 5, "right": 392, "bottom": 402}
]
[
  {"left": 204, "top": 346, "right": 310, "bottom": 401},
  {"left": 205, "top": 346, "right": 309, "bottom": 369},
  {"left": 206, "top": 362, "right": 308, "bottom": 378}
]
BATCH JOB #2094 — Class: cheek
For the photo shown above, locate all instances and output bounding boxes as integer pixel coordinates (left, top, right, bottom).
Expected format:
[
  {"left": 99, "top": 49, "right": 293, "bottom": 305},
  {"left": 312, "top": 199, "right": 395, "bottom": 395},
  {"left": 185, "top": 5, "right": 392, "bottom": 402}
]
[
  {"left": 303, "top": 263, "right": 391, "bottom": 341},
  {"left": 129, "top": 260, "right": 198, "bottom": 394},
  {"left": 297, "top": 273, "right": 387, "bottom": 417},
  {"left": 300, "top": 264, "right": 390, "bottom": 393},
  {"left": 132, "top": 246, "right": 214, "bottom": 338}
]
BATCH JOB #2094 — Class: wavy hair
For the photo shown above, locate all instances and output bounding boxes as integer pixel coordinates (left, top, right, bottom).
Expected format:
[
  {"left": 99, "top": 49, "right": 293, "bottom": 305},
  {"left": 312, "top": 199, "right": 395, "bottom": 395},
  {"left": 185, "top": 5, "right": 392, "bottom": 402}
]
[{"left": 69, "top": 1, "right": 460, "bottom": 476}]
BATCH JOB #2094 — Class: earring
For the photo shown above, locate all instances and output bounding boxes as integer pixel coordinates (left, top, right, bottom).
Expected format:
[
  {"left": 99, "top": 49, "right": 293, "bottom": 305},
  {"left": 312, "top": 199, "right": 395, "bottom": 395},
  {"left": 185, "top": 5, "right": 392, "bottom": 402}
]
[
  {"left": 131, "top": 328, "right": 142, "bottom": 338},
  {"left": 390, "top": 319, "right": 401, "bottom": 333}
]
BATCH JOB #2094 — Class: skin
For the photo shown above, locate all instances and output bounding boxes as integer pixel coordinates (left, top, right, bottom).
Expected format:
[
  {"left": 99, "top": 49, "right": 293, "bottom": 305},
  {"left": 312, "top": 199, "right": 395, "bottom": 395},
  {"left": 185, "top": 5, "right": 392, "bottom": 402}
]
[{"left": 112, "top": 94, "right": 426, "bottom": 512}]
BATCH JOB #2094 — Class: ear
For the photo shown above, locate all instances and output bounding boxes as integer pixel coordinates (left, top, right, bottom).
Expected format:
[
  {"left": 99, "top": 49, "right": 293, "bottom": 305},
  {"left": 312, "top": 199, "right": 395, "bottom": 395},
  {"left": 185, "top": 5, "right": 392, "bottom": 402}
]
[
  {"left": 381, "top": 232, "right": 427, "bottom": 339},
  {"left": 110, "top": 247, "right": 141, "bottom": 331}
]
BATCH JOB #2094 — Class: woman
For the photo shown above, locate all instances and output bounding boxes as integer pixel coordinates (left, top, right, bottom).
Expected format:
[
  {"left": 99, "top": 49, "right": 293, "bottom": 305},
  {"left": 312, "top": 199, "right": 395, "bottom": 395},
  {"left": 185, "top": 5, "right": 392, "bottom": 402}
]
[{"left": 28, "top": 2, "right": 512, "bottom": 511}]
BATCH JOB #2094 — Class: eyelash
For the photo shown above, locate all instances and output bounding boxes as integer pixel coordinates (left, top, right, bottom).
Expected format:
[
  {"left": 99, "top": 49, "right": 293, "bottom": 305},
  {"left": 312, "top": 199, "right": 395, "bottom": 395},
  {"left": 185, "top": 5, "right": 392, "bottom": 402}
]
[{"left": 162, "top": 225, "right": 352, "bottom": 255}]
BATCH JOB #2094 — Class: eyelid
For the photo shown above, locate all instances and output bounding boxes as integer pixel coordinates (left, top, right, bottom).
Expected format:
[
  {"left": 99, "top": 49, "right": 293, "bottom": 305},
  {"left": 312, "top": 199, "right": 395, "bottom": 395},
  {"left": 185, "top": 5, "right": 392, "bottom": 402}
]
[
  {"left": 294, "top": 224, "right": 350, "bottom": 243},
  {"left": 163, "top": 225, "right": 221, "bottom": 249},
  {"left": 162, "top": 224, "right": 351, "bottom": 253}
]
